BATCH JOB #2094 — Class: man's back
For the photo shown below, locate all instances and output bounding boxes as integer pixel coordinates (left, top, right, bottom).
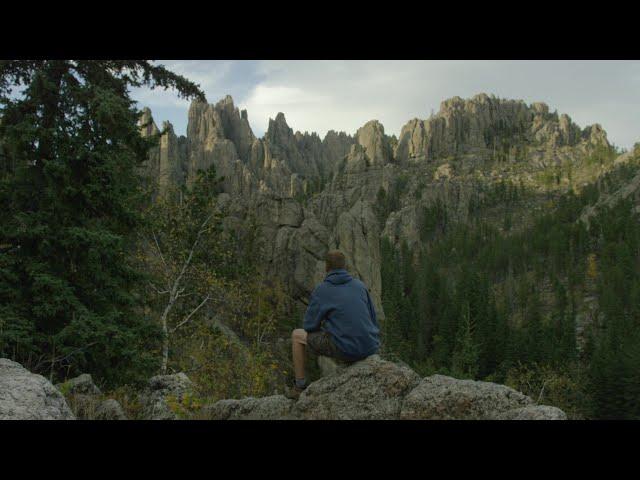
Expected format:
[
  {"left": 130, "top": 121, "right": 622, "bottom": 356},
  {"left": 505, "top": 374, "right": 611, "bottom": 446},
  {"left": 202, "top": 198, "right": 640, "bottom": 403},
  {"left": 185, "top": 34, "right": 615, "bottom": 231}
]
[{"left": 303, "top": 269, "right": 380, "bottom": 360}]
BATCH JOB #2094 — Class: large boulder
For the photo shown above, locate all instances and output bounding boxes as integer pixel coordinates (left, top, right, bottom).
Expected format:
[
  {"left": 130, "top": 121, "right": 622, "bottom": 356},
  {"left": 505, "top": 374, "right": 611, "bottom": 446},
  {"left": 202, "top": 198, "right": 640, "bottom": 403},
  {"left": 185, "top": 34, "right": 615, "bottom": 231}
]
[
  {"left": 56, "top": 373, "right": 105, "bottom": 419},
  {"left": 399, "top": 374, "right": 533, "bottom": 420},
  {"left": 203, "top": 395, "right": 296, "bottom": 420},
  {"left": 140, "top": 372, "right": 194, "bottom": 420},
  {"left": 94, "top": 399, "right": 128, "bottom": 420},
  {"left": 294, "top": 355, "right": 420, "bottom": 420},
  {"left": 0, "top": 358, "right": 75, "bottom": 420},
  {"left": 57, "top": 373, "right": 102, "bottom": 396},
  {"left": 490, "top": 405, "right": 568, "bottom": 420},
  {"left": 201, "top": 356, "right": 567, "bottom": 420}
]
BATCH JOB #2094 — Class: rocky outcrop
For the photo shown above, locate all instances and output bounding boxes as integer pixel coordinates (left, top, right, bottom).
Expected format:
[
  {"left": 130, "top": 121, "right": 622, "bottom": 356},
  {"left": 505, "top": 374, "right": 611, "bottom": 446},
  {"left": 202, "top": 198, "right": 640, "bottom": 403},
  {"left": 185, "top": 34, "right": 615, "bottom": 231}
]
[
  {"left": 322, "top": 130, "right": 355, "bottom": 176},
  {"left": 0, "top": 358, "right": 75, "bottom": 420},
  {"left": 490, "top": 405, "right": 567, "bottom": 420},
  {"left": 294, "top": 355, "right": 420, "bottom": 419},
  {"left": 265, "top": 113, "right": 316, "bottom": 180},
  {"left": 399, "top": 374, "right": 532, "bottom": 420},
  {"left": 317, "top": 355, "right": 348, "bottom": 376},
  {"left": 394, "top": 93, "right": 610, "bottom": 165},
  {"left": 139, "top": 110, "right": 187, "bottom": 193},
  {"left": 58, "top": 373, "right": 102, "bottom": 396},
  {"left": 56, "top": 373, "right": 128, "bottom": 420},
  {"left": 140, "top": 372, "right": 194, "bottom": 420},
  {"left": 94, "top": 399, "right": 127, "bottom": 420},
  {"left": 355, "top": 120, "right": 393, "bottom": 167},
  {"left": 56, "top": 373, "right": 104, "bottom": 419},
  {"left": 202, "top": 355, "right": 567, "bottom": 420},
  {"left": 204, "top": 395, "right": 296, "bottom": 420}
]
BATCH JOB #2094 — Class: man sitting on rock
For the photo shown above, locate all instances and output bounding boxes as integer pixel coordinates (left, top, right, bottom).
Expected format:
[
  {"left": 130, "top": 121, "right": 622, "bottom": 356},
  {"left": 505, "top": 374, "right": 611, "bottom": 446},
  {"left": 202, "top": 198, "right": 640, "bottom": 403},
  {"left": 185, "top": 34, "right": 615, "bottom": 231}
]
[{"left": 287, "top": 250, "right": 380, "bottom": 399}]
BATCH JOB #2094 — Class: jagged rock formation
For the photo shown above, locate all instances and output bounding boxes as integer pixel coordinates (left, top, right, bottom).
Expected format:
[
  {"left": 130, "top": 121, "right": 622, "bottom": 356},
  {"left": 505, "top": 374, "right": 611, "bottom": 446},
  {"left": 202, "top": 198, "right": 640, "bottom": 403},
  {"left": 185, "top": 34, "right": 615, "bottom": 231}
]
[
  {"left": 355, "top": 120, "right": 393, "bottom": 167},
  {"left": 0, "top": 358, "right": 75, "bottom": 420},
  {"left": 142, "top": 93, "right": 620, "bottom": 326},
  {"left": 139, "top": 108, "right": 187, "bottom": 192},
  {"left": 204, "top": 355, "right": 566, "bottom": 420}
]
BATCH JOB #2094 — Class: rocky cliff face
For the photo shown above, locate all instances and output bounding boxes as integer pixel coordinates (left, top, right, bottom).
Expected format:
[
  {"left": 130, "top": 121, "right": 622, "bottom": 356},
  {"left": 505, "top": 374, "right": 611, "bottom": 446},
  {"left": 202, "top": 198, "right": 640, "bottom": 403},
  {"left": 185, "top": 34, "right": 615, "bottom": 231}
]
[{"left": 141, "top": 93, "right": 618, "bottom": 322}]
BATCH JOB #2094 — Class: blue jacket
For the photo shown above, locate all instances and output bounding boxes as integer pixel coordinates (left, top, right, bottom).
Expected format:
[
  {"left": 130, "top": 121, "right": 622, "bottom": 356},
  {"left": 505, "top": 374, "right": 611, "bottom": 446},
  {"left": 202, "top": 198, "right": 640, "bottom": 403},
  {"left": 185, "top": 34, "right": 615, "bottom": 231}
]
[{"left": 303, "top": 269, "right": 380, "bottom": 360}]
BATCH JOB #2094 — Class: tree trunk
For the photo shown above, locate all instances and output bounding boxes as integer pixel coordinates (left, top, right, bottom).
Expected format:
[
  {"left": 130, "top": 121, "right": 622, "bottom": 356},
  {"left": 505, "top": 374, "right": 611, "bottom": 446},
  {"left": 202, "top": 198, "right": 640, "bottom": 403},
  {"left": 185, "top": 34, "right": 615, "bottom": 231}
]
[
  {"left": 160, "top": 297, "right": 174, "bottom": 374},
  {"left": 161, "top": 316, "right": 169, "bottom": 374}
]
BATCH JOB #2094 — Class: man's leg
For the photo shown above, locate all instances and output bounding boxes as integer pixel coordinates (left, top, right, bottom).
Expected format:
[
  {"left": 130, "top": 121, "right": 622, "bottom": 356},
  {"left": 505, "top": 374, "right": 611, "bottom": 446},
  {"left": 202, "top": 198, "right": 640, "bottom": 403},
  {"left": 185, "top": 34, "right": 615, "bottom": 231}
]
[{"left": 291, "top": 329, "right": 308, "bottom": 387}]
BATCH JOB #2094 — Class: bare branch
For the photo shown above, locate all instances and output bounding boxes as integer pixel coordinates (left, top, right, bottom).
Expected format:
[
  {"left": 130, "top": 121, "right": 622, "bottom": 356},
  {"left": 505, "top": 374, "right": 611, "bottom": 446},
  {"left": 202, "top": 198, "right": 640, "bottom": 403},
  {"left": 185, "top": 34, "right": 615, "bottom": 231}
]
[
  {"left": 172, "top": 295, "right": 210, "bottom": 333},
  {"left": 152, "top": 230, "right": 169, "bottom": 273},
  {"left": 149, "top": 282, "right": 170, "bottom": 295},
  {"left": 177, "top": 291, "right": 196, "bottom": 299},
  {"left": 536, "top": 380, "right": 548, "bottom": 404}
]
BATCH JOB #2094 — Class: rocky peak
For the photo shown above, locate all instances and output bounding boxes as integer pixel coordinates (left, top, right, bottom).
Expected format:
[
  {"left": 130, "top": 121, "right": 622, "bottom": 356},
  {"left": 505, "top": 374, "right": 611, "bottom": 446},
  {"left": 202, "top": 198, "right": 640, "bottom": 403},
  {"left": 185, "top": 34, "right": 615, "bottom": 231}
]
[
  {"left": 322, "top": 130, "right": 355, "bottom": 175},
  {"left": 139, "top": 107, "right": 159, "bottom": 138},
  {"left": 161, "top": 120, "right": 175, "bottom": 135},
  {"left": 583, "top": 123, "right": 608, "bottom": 145},
  {"left": 266, "top": 112, "right": 294, "bottom": 144},
  {"left": 187, "top": 99, "right": 226, "bottom": 144},
  {"left": 355, "top": 120, "right": 392, "bottom": 166},
  {"left": 344, "top": 143, "right": 369, "bottom": 173},
  {"left": 187, "top": 96, "right": 255, "bottom": 164},
  {"left": 531, "top": 101, "right": 550, "bottom": 115}
]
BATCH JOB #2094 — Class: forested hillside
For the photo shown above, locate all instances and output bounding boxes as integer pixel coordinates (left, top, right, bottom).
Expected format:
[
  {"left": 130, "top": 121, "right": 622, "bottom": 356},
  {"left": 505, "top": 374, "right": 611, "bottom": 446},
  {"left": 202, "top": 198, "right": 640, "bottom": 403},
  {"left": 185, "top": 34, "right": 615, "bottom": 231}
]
[{"left": 381, "top": 148, "right": 640, "bottom": 419}]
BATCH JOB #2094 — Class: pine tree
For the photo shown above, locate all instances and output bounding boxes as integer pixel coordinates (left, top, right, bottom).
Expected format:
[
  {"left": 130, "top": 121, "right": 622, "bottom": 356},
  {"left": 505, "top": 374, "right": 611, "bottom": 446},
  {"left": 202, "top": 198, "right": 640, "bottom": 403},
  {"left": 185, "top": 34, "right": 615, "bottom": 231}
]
[
  {"left": 451, "top": 302, "right": 479, "bottom": 379},
  {"left": 0, "top": 60, "right": 204, "bottom": 385}
]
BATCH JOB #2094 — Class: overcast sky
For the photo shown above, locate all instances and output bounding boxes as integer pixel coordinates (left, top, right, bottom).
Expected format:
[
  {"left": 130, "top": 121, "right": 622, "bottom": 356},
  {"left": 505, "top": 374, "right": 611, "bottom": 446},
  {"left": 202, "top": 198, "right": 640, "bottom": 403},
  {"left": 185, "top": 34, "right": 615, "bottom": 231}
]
[{"left": 130, "top": 60, "right": 640, "bottom": 149}]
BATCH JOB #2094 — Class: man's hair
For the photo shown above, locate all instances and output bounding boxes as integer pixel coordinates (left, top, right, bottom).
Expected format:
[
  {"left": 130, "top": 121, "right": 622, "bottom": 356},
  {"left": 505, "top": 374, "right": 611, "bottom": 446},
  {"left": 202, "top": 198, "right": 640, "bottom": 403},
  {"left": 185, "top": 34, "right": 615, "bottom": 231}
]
[{"left": 326, "top": 250, "right": 346, "bottom": 271}]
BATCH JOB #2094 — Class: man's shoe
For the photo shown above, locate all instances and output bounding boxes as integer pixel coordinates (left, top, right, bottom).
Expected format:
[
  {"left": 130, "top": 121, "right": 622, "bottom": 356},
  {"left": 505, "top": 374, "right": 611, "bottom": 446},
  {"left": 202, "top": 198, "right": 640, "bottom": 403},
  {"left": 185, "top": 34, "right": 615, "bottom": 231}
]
[{"left": 284, "top": 382, "right": 306, "bottom": 400}]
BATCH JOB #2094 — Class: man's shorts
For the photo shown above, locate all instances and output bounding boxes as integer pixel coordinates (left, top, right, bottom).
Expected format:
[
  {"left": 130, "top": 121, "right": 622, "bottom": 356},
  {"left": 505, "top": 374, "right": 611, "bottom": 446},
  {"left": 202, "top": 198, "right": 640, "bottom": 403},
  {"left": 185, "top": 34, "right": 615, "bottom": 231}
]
[{"left": 306, "top": 331, "right": 356, "bottom": 363}]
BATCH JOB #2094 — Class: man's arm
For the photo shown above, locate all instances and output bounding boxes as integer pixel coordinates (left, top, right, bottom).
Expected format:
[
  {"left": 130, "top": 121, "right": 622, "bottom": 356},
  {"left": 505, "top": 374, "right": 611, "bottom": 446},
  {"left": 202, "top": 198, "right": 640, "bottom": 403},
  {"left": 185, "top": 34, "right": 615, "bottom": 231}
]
[{"left": 303, "top": 287, "right": 325, "bottom": 332}]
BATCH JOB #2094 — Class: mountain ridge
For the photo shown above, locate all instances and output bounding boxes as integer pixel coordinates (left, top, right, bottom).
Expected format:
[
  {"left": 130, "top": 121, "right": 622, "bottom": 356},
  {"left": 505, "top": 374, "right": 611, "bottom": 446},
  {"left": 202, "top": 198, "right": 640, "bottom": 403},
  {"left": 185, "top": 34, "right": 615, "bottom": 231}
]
[{"left": 139, "top": 92, "right": 624, "bottom": 332}]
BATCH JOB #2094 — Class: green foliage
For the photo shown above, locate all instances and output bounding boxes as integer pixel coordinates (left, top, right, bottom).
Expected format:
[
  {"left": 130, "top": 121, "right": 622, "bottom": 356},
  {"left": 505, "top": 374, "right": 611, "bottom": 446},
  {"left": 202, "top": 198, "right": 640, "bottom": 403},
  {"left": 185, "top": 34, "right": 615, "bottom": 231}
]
[
  {"left": 419, "top": 198, "right": 448, "bottom": 241},
  {"left": 505, "top": 362, "right": 590, "bottom": 419},
  {"left": 170, "top": 275, "right": 293, "bottom": 403},
  {"left": 451, "top": 303, "right": 479, "bottom": 379},
  {"left": 584, "top": 144, "right": 617, "bottom": 167},
  {"left": 0, "top": 60, "right": 203, "bottom": 386}
]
